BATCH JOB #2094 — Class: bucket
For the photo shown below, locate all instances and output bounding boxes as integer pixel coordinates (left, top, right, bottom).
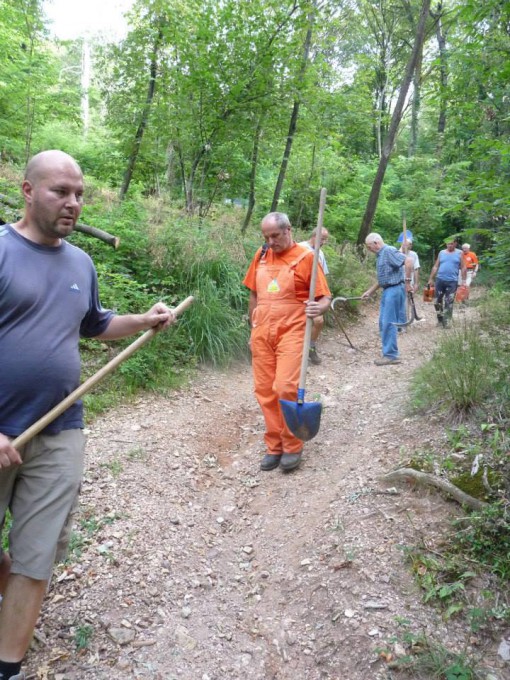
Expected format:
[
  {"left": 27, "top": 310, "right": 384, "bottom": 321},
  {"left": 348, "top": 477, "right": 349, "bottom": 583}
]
[
  {"left": 455, "top": 284, "right": 469, "bottom": 303},
  {"left": 423, "top": 285, "right": 435, "bottom": 303}
]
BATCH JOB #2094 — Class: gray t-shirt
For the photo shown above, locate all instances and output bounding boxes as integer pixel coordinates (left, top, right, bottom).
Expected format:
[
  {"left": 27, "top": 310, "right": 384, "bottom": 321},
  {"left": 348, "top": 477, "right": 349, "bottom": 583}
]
[{"left": 0, "top": 225, "right": 114, "bottom": 436}]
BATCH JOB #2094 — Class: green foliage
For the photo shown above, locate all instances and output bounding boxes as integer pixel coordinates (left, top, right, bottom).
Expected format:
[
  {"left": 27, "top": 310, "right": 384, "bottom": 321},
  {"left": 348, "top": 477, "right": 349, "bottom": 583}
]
[
  {"left": 323, "top": 243, "right": 372, "bottom": 300},
  {"left": 1, "top": 510, "right": 11, "bottom": 552},
  {"left": 451, "top": 503, "right": 510, "bottom": 582},
  {"left": 74, "top": 624, "right": 94, "bottom": 651},
  {"left": 404, "top": 547, "right": 475, "bottom": 617},
  {"left": 410, "top": 324, "right": 498, "bottom": 415},
  {"left": 383, "top": 621, "right": 487, "bottom": 679},
  {"left": 154, "top": 218, "right": 251, "bottom": 365}
]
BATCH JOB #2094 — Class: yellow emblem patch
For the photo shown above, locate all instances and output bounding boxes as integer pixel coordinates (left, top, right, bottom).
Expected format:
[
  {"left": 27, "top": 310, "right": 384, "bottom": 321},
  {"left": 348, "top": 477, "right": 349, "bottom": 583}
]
[{"left": 267, "top": 278, "right": 280, "bottom": 293}]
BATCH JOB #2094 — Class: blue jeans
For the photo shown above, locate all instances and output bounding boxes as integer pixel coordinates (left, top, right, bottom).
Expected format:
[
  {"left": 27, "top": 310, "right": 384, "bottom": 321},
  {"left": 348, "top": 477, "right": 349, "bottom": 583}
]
[{"left": 379, "top": 284, "right": 405, "bottom": 359}]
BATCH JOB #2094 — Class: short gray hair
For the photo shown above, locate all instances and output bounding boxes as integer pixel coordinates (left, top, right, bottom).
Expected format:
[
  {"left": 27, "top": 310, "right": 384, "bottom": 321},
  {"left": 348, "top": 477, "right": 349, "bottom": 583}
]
[
  {"left": 365, "top": 232, "right": 383, "bottom": 245},
  {"left": 262, "top": 212, "right": 291, "bottom": 230},
  {"left": 462, "top": 243, "right": 470, "bottom": 249},
  {"left": 311, "top": 226, "right": 329, "bottom": 238}
]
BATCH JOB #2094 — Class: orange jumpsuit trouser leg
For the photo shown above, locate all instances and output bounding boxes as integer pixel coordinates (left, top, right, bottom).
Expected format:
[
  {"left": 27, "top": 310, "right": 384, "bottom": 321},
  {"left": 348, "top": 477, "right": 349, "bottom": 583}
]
[{"left": 252, "top": 305, "right": 304, "bottom": 455}]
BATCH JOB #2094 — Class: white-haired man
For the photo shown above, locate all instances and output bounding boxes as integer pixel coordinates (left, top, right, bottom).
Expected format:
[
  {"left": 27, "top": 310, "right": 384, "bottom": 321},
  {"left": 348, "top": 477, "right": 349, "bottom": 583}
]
[
  {"left": 460, "top": 243, "right": 479, "bottom": 287},
  {"left": 362, "top": 233, "right": 413, "bottom": 365}
]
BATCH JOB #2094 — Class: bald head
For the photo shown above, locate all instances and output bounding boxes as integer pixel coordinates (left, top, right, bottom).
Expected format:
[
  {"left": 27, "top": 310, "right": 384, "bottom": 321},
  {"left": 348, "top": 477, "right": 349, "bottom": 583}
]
[
  {"left": 25, "top": 150, "right": 83, "bottom": 186},
  {"left": 16, "top": 149, "right": 84, "bottom": 246}
]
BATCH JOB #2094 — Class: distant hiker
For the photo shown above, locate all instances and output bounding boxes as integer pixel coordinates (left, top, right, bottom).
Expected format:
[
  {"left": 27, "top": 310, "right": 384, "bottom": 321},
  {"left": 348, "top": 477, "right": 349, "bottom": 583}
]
[
  {"left": 243, "top": 212, "right": 331, "bottom": 472},
  {"left": 299, "top": 227, "right": 330, "bottom": 365},
  {"left": 397, "top": 232, "right": 420, "bottom": 292},
  {"left": 361, "top": 233, "right": 413, "bottom": 365},
  {"left": 0, "top": 150, "right": 177, "bottom": 680},
  {"left": 427, "top": 236, "right": 467, "bottom": 328},
  {"left": 460, "top": 243, "right": 479, "bottom": 288}
]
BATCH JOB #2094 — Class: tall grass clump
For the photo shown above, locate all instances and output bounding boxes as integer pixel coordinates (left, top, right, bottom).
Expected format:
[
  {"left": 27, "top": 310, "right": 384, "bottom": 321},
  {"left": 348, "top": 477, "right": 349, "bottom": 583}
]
[
  {"left": 411, "top": 324, "right": 496, "bottom": 415},
  {"left": 155, "top": 217, "right": 250, "bottom": 365}
]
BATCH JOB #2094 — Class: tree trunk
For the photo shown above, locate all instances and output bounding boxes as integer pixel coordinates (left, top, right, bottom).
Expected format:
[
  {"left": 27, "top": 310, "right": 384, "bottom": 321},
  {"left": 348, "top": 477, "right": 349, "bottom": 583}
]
[
  {"left": 271, "top": 100, "right": 301, "bottom": 212},
  {"left": 433, "top": 2, "right": 448, "bottom": 136},
  {"left": 242, "top": 114, "right": 265, "bottom": 234},
  {"left": 270, "top": 16, "right": 314, "bottom": 212},
  {"left": 408, "top": 44, "right": 423, "bottom": 157},
  {"left": 185, "top": 145, "right": 209, "bottom": 215},
  {"left": 296, "top": 143, "right": 316, "bottom": 229},
  {"left": 119, "top": 26, "right": 163, "bottom": 201},
  {"left": 356, "top": 0, "right": 432, "bottom": 246}
]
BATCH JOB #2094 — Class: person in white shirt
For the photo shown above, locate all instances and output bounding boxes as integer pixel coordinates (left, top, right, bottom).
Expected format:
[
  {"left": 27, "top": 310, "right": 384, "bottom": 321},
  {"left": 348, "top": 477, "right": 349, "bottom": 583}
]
[{"left": 398, "top": 235, "right": 420, "bottom": 292}]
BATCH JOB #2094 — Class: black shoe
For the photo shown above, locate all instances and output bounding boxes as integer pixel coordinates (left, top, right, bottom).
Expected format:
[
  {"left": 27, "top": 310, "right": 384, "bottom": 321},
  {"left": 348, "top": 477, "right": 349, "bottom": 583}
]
[
  {"left": 309, "top": 347, "right": 321, "bottom": 365},
  {"left": 280, "top": 452, "right": 302, "bottom": 471},
  {"left": 260, "top": 453, "right": 282, "bottom": 471}
]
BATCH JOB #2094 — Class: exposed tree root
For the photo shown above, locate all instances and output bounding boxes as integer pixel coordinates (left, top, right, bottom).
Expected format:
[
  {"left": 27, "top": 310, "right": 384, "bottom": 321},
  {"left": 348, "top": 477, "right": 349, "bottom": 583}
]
[{"left": 382, "top": 468, "right": 488, "bottom": 511}]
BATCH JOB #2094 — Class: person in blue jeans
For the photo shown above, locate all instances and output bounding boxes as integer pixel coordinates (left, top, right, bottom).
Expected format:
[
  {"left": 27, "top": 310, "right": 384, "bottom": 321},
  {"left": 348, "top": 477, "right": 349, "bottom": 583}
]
[
  {"left": 362, "top": 233, "right": 413, "bottom": 365},
  {"left": 427, "top": 237, "right": 467, "bottom": 328}
]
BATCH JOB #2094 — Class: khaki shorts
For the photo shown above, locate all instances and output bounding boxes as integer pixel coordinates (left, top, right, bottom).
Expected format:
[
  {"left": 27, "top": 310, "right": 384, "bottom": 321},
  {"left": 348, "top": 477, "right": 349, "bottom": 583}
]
[{"left": 0, "top": 429, "right": 85, "bottom": 580}]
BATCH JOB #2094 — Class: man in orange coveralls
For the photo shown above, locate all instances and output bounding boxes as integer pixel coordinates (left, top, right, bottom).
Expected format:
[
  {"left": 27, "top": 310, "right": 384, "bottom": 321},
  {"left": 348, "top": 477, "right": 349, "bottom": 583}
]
[{"left": 243, "top": 212, "right": 331, "bottom": 472}]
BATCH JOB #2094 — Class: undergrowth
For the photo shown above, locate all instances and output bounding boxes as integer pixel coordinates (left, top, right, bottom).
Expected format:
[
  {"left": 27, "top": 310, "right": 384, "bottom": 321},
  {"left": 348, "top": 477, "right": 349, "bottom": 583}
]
[{"left": 400, "top": 288, "right": 510, "bottom": 672}]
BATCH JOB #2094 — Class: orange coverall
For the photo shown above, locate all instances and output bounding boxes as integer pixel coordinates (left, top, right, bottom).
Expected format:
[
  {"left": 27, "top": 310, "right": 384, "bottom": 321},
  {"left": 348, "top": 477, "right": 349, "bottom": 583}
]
[{"left": 243, "top": 243, "right": 331, "bottom": 455}]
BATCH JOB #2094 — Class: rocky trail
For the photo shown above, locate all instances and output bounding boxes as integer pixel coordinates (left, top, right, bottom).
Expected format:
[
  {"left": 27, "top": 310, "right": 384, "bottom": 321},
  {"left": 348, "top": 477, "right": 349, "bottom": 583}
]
[{"left": 26, "top": 295, "right": 507, "bottom": 680}]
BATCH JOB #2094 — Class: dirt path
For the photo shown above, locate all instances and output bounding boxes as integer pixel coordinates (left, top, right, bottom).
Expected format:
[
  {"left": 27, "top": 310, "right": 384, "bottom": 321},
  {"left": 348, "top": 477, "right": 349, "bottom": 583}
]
[{"left": 27, "top": 297, "right": 504, "bottom": 680}]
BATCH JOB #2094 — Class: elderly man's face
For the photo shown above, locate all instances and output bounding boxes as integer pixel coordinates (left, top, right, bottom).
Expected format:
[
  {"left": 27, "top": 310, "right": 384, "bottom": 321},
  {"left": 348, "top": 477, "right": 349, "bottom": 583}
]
[
  {"left": 313, "top": 230, "right": 329, "bottom": 247},
  {"left": 261, "top": 218, "right": 292, "bottom": 253},
  {"left": 445, "top": 241, "right": 457, "bottom": 252}
]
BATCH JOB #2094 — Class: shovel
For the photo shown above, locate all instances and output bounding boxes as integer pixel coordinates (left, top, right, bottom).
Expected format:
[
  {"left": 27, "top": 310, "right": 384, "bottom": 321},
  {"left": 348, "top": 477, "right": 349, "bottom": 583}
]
[
  {"left": 279, "top": 188, "right": 327, "bottom": 441},
  {"left": 12, "top": 296, "right": 195, "bottom": 450}
]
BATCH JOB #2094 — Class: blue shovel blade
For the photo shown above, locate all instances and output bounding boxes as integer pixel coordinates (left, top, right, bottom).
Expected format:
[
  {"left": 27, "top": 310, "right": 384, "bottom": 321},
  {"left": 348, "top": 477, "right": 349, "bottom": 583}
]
[{"left": 279, "top": 398, "right": 322, "bottom": 441}]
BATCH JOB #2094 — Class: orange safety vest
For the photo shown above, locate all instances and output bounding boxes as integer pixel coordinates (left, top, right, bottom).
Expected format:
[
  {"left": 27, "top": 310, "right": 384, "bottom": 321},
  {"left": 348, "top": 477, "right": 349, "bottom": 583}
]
[{"left": 251, "top": 249, "right": 310, "bottom": 454}]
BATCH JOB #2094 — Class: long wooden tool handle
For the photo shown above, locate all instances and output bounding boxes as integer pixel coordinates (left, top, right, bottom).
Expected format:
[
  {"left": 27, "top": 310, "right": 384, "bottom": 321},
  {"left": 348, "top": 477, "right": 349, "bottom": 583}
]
[
  {"left": 12, "top": 296, "right": 195, "bottom": 450},
  {"left": 297, "top": 187, "right": 327, "bottom": 396}
]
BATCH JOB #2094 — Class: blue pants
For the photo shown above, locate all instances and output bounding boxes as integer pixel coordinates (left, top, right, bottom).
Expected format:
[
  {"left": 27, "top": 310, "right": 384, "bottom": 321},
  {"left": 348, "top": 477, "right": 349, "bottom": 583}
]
[{"left": 379, "top": 284, "right": 405, "bottom": 359}]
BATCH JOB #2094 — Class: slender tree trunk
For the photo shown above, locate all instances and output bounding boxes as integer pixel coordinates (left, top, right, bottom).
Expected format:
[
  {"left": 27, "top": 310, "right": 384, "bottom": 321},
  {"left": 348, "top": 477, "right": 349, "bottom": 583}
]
[
  {"left": 408, "top": 44, "right": 423, "bottom": 157},
  {"left": 166, "top": 143, "right": 176, "bottom": 190},
  {"left": 242, "top": 114, "right": 265, "bottom": 234},
  {"left": 356, "top": 0, "right": 432, "bottom": 246},
  {"left": 271, "top": 100, "right": 301, "bottom": 212},
  {"left": 296, "top": 143, "right": 316, "bottom": 229},
  {"left": 23, "top": 7, "right": 37, "bottom": 161},
  {"left": 119, "top": 26, "right": 163, "bottom": 201},
  {"left": 271, "top": 15, "right": 314, "bottom": 212},
  {"left": 185, "top": 145, "right": 209, "bottom": 215},
  {"left": 433, "top": 2, "right": 448, "bottom": 136}
]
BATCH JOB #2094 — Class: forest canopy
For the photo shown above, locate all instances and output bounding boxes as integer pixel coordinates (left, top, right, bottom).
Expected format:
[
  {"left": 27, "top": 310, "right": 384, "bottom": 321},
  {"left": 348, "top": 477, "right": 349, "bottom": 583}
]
[{"left": 0, "top": 0, "right": 509, "bottom": 281}]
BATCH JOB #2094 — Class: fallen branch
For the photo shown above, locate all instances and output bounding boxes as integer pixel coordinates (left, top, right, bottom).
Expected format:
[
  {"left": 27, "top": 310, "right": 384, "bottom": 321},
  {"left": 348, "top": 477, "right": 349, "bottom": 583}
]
[
  {"left": 74, "top": 222, "right": 120, "bottom": 248},
  {"left": 0, "top": 193, "right": 120, "bottom": 248},
  {"left": 382, "top": 468, "right": 488, "bottom": 511}
]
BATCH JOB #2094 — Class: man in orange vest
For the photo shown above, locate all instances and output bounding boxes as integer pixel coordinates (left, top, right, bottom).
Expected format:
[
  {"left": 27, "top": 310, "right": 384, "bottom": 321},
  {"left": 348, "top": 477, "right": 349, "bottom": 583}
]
[
  {"left": 460, "top": 243, "right": 479, "bottom": 288},
  {"left": 243, "top": 212, "right": 331, "bottom": 472}
]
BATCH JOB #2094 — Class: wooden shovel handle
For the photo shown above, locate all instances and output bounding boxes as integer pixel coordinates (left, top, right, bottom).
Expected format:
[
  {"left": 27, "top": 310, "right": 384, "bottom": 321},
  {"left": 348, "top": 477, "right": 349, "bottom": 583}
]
[
  {"left": 12, "top": 296, "right": 195, "bottom": 450},
  {"left": 298, "top": 188, "right": 327, "bottom": 393}
]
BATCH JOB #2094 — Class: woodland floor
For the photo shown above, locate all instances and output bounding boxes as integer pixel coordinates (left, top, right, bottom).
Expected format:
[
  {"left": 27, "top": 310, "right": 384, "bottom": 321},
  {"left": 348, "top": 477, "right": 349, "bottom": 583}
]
[{"left": 25, "top": 292, "right": 508, "bottom": 680}]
